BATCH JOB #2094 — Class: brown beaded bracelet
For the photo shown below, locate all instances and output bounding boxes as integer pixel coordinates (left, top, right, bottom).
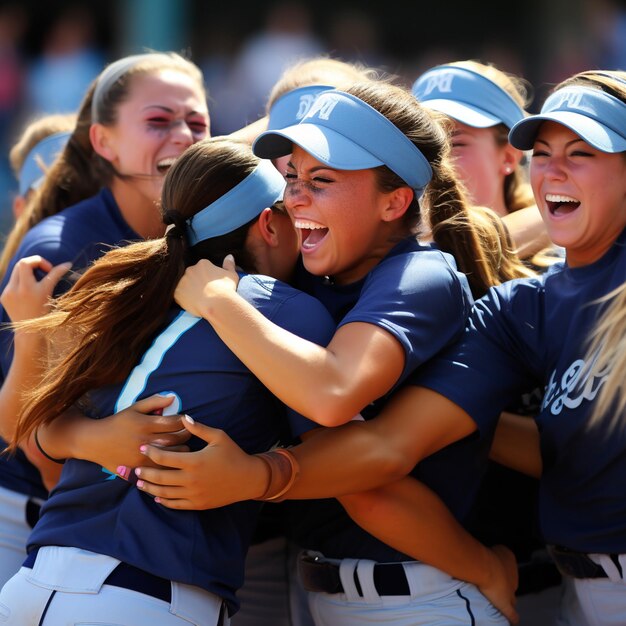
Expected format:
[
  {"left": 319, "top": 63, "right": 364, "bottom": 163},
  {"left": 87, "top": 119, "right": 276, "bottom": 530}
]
[{"left": 253, "top": 447, "right": 300, "bottom": 502}]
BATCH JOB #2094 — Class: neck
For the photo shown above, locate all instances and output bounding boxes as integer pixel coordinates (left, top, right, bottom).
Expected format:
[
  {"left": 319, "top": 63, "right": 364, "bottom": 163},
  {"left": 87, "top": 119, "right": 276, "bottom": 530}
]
[{"left": 110, "top": 178, "right": 165, "bottom": 240}]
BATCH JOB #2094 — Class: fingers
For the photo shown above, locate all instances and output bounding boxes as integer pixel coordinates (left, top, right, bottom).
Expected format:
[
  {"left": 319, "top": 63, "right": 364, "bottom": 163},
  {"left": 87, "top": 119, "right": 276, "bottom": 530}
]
[
  {"left": 138, "top": 443, "right": 190, "bottom": 469},
  {"left": 151, "top": 430, "right": 191, "bottom": 447},
  {"left": 43, "top": 261, "right": 73, "bottom": 287},
  {"left": 180, "top": 415, "right": 223, "bottom": 444},
  {"left": 222, "top": 254, "right": 236, "bottom": 271},
  {"left": 131, "top": 393, "right": 177, "bottom": 415}
]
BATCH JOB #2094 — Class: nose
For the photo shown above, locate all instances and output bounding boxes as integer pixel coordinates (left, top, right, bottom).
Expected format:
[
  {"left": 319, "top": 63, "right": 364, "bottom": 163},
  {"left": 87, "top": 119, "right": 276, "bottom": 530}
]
[
  {"left": 543, "top": 155, "right": 567, "bottom": 181},
  {"left": 169, "top": 120, "right": 195, "bottom": 146},
  {"left": 283, "top": 180, "right": 310, "bottom": 210}
]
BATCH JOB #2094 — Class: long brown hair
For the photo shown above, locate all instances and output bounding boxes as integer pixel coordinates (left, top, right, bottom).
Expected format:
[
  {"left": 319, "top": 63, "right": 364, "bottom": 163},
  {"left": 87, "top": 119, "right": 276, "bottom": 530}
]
[
  {"left": 0, "top": 52, "right": 206, "bottom": 281},
  {"left": 346, "top": 82, "right": 503, "bottom": 298},
  {"left": 10, "top": 139, "right": 265, "bottom": 448}
]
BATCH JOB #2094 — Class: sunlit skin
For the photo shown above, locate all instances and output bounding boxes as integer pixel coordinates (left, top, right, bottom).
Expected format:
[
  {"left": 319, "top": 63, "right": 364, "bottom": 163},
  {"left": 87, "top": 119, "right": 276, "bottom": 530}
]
[
  {"left": 450, "top": 121, "right": 520, "bottom": 217},
  {"left": 92, "top": 69, "right": 210, "bottom": 238},
  {"left": 284, "top": 145, "right": 412, "bottom": 285},
  {"left": 530, "top": 122, "right": 626, "bottom": 267}
]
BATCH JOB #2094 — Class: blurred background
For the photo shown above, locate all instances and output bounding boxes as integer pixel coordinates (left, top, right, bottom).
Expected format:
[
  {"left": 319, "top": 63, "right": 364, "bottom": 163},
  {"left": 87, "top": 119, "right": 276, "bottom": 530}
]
[{"left": 0, "top": 0, "right": 624, "bottom": 233}]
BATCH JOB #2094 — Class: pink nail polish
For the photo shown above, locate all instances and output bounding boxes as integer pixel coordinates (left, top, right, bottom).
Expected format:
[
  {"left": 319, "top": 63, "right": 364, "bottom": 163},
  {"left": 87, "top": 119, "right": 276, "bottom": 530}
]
[
  {"left": 136, "top": 480, "right": 144, "bottom": 488},
  {"left": 139, "top": 445, "right": 148, "bottom": 454},
  {"left": 135, "top": 468, "right": 142, "bottom": 477},
  {"left": 155, "top": 497, "right": 161, "bottom": 504},
  {"left": 116, "top": 465, "right": 129, "bottom": 479}
]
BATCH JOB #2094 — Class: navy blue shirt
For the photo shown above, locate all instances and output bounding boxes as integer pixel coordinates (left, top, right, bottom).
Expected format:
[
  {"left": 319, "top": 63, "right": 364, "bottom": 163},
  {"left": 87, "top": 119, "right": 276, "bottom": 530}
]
[
  {"left": 418, "top": 229, "right": 626, "bottom": 553},
  {"left": 28, "top": 275, "right": 335, "bottom": 614},
  {"left": 290, "top": 237, "right": 485, "bottom": 561},
  {"left": 0, "top": 189, "right": 139, "bottom": 499}
]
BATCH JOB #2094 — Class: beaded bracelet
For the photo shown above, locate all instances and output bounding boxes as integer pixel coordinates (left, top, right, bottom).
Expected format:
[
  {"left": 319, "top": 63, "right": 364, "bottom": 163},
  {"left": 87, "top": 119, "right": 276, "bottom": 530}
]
[
  {"left": 34, "top": 429, "right": 66, "bottom": 464},
  {"left": 253, "top": 447, "right": 300, "bottom": 502}
]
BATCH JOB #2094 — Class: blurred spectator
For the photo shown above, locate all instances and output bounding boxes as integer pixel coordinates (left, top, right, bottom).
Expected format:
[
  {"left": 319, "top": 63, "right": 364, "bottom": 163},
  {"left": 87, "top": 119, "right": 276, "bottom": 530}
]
[
  {"left": 25, "top": 5, "right": 103, "bottom": 115},
  {"left": 212, "top": 1, "right": 323, "bottom": 134}
]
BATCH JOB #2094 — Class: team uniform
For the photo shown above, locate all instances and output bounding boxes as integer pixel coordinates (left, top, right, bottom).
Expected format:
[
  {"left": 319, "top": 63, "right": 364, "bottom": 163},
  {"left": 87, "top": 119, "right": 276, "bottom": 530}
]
[
  {"left": 0, "top": 274, "right": 335, "bottom": 625},
  {"left": 283, "top": 237, "right": 508, "bottom": 625},
  {"left": 0, "top": 188, "right": 139, "bottom": 586},
  {"left": 417, "top": 227, "right": 626, "bottom": 625}
]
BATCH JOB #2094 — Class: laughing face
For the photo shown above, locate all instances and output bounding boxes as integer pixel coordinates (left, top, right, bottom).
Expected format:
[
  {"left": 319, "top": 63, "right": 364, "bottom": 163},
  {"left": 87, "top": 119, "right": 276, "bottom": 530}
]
[
  {"left": 284, "top": 145, "right": 406, "bottom": 284},
  {"left": 97, "top": 69, "right": 210, "bottom": 205},
  {"left": 530, "top": 121, "right": 626, "bottom": 267}
]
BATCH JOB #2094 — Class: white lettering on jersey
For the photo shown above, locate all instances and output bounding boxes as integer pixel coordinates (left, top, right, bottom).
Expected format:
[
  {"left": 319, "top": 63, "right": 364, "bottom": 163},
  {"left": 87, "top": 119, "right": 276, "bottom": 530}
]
[{"left": 542, "top": 351, "right": 609, "bottom": 415}]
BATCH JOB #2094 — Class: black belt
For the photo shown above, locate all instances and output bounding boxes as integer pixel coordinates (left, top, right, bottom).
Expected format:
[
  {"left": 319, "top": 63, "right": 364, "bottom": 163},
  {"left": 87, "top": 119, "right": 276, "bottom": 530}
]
[
  {"left": 298, "top": 553, "right": 411, "bottom": 596},
  {"left": 548, "top": 545, "right": 622, "bottom": 579},
  {"left": 24, "top": 550, "right": 171, "bottom": 602}
]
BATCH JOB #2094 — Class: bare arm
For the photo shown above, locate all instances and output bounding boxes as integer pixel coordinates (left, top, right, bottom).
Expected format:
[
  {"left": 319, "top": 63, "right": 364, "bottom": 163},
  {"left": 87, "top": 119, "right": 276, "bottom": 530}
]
[
  {"left": 174, "top": 258, "right": 404, "bottom": 426},
  {"left": 135, "top": 387, "right": 478, "bottom": 505},
  {"left": 490, "top": 411, "right": 542, "bottom": 478},
  {"left": 501, "top": 206, "right": 550, "bottom": 260},
  {"left": 339, "top": 479, "right": 519, "bottom": 624}
]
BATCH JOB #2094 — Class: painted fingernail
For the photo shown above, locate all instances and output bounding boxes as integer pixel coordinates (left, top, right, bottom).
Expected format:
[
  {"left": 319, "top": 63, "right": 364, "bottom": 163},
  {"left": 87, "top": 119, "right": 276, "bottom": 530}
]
[
  {"left": 154, "top": 497, "right": 162, "bottom": 504},
  {"left": 184, "top": 414, "right": 194, "bottom": 424},
  {"left": 136, "top": 480, "right": 145, "bottom": 488},
  {"left": 135, "top": 468, "right": 142, "bottom": 477},
  {"left": 139, "top": 445, "right": 148, "bottom": 454},
  {"left": 116, "top": 465, "right": 129, "bottom": 479}
]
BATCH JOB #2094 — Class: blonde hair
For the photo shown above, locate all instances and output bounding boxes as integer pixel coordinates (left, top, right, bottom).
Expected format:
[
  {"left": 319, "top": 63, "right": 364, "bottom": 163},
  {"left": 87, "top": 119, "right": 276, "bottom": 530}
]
[
  {"left": 266, "top": 57, "right": 379, "bottom": 113},
  {"left": 586, "top": 283, "right": 626, "bottom": 428},
  {"left": 0, "top": 52, "right": 206, "bottom": 281},
  {"left": 8, "top": 113, "right": 77, "bottom": 180},
  {"left": 572, "top": 70, "right": 626, "bottom": 428}
]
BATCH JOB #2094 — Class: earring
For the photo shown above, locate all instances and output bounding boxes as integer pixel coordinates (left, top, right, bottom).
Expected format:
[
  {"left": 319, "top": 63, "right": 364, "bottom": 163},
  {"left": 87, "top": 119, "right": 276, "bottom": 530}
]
[{"left": 504, "top": 166, "right": 512, "bottom": 175}]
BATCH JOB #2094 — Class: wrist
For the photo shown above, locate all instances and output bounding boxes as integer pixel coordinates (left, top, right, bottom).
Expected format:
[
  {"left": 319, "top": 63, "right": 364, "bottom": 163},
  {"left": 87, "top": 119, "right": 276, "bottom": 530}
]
[{"left": 253, "top": 448, "right": 300, "bottom": 502}]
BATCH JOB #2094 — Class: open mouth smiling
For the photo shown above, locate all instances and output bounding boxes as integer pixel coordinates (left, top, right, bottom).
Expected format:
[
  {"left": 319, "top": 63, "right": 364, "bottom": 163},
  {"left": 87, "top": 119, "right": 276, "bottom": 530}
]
[
  {"left": 156, "top": 157, "right": 178, "bottom": 175},
  {"left": 294, "top": 218, "right": 329, "bottom": 250},
  {"left": 545, "top": 193, "right": 581, "bottom": 216}
]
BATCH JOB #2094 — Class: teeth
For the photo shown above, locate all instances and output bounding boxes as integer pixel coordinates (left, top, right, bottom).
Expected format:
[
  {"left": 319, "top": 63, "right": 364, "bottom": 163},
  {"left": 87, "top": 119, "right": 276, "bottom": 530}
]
[
  {"left": 157, "top": 157, "right": 177, "bottom": 169},
  {"left": 546, "top": 193, "right": 579, "bottom": 203},
  {"left": 294, "top": 219, "right": 326, "bottom": 230}
]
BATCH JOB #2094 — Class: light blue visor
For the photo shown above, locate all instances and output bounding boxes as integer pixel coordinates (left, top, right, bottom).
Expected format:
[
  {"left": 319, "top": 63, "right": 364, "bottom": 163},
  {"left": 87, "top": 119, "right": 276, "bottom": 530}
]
[
  {"left": 509, "top": 86, "right": 626, "bottom": 153},
  {"left": 18, "top": 131, "right": 71, "bottom": 196},
  {"left": 253, "top": 90, "right": 432, "bottom": 194},
  {"left": 412, "top": 65, "right": 525, "bottom": 130},
  {"left": 186, "top": 160, "right": 285, "bottom": 246},
  {"left": 267, "top": 85, "right": 334, "bottom": 130}
]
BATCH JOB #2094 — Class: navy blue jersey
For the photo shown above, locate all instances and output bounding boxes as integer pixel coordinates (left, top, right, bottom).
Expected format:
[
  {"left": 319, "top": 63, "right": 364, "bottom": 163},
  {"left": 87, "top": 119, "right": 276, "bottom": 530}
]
[
  {"left": 28, "top": 275, "right": 335, "bottom": 614},
  {"left": 289, "top": 237, "right": 486, "bottom": 561},
  {"left": 418, "top": 228, "right": 626, "bottom": 554},
  {"left": 0, "top": 189, "right": 139, "bottom": 499}
]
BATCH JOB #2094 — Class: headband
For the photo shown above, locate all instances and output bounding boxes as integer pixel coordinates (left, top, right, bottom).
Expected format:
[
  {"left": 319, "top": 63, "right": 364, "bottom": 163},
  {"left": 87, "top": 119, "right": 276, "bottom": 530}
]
[
  {"left": 412, "top": 65, "right": 526, "bottom": 130},
  {"left": 18, "top": 131, "right": 71, "bottom": 196},
  {"left": 91, "top": 54, "right": 156, "bottom": 122},
  {"left": 186, "top": 160, "right": 286, "bottom": 246},
  {"left": 509, "top": 86, "right": 626, "bottom": 153},
  {"left": 253, "top": 90, "right": 433, "bottom": 195},
  {"left": 267, "top": 85, "right": 335, "bottom": 131}
]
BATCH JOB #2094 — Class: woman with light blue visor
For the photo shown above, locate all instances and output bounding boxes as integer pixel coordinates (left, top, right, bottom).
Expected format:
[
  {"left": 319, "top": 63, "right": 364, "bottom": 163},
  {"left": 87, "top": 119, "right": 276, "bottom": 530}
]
[
  {"left": 190, "top": 69, "right": 626, "bottom": 626},
  {"left": 413, "top": 61, "right": 553, "bottom": 264},
  {"left": 9, "top": 116, "right": 74, "bottom": 220},
  {"left": 132, "top": 81, "right": 522, "bottom": 623},
  {"left": 0, "top": 137, "right": 337, "bottom": 625}
]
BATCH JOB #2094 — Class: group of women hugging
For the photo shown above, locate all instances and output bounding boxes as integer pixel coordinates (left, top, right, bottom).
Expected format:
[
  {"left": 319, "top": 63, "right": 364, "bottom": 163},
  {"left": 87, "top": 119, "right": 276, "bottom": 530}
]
[{"left": 0, "top": 49, "right": 623, "bottom": 626}]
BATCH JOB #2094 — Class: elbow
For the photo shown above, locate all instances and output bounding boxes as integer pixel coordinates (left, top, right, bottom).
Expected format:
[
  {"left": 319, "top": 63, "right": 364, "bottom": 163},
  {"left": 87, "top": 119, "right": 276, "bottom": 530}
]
[{"left": 305, "top": 391, "right": 361, "bottom": 428}]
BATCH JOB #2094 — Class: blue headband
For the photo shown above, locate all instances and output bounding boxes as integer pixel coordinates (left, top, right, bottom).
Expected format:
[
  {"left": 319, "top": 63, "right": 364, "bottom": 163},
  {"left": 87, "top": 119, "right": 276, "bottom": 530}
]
[
  {"left": 267, "top": 85, "right": 335, "bottom": 130},
  {"left": 18, "top": 131, "right": 71, "bottom": 196},
  {"left": 509, "top": 86, "right": 626, "bottom": 153},
  {"left": 253, "top": 90, "right": 433, "bottom": 195},
  {"left": 412, "top": 65, "right": 526, "bottom": 130},
  {"left": 186, "top": 160, "right": 286, "bottom": 245}
]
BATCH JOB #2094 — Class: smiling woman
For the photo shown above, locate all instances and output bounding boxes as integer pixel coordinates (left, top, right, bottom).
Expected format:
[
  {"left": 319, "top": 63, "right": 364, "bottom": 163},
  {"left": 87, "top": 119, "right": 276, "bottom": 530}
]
[{"left": 0, "top": 52, "right": 209, "bottom": 590}]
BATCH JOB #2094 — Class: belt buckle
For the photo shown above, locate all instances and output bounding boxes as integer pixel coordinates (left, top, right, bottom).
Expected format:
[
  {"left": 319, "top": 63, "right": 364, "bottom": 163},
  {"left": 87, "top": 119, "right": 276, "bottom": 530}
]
[
  {"left": 298, "top": 554, "right": 343, "bottom": 594},
  {"left": 548, "top": 545, "right": 607, "bottom": 579}
]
